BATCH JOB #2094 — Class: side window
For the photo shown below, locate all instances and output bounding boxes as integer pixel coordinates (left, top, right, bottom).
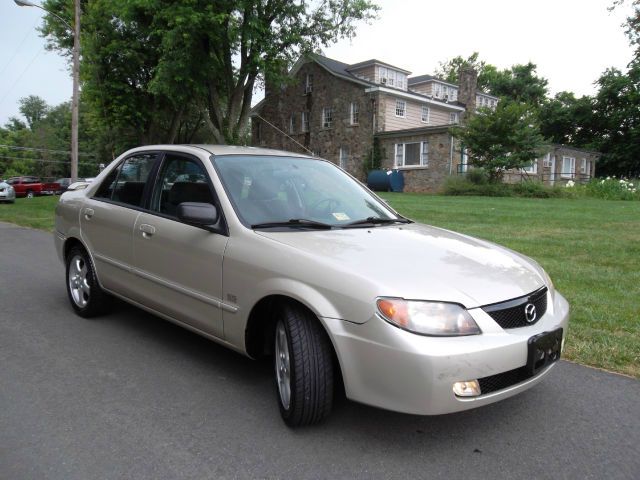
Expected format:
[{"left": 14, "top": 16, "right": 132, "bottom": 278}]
[
  {"left": 95, "top": 153, "right": 157, "bottom": 207},
  {"left": 94, "top": 163, "right": 123, "bottom": 200},
  {"left": 151, "top": 154, "right": 214, "bottom": 217}
]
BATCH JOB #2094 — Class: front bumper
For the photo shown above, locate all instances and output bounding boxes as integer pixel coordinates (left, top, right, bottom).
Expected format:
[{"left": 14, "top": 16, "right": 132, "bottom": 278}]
[
  {"left": 0, "top": 190, "right": 15, "bottom": 201},
  {"left": 323, "top": 290, "right": 570, "bottom": 415}
]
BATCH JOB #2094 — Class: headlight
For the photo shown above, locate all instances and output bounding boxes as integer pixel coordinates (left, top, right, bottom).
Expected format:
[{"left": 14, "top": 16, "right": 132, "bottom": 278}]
[{"left": 376, "top": 298, "right": 481, "bottom": 336}]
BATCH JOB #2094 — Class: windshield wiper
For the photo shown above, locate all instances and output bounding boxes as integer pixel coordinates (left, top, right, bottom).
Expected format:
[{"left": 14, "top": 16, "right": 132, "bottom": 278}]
[
  {"left": 344, "top": 216, "right": 412, "bottom": 227},
  {"left": 251, "top": 219, "right": 334, "bottom": 229}
]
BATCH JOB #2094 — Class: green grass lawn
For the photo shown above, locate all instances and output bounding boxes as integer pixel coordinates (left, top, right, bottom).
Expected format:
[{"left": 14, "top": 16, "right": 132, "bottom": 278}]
[
  {"left": 0, "top": 195, "right": 58, "bottom": 231},
  {"left": 1, "top": 193, "right": 638, "bottom": 377},
  {"left": 380, "top": 193, "right": 640, "bottom": 378}
]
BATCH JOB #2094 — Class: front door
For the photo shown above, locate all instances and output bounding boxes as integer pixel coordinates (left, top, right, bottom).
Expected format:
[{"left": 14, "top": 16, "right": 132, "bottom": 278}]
[
  {"left": 131, "top": 153, "right": 227, "bottom": 338},
  {"left": 81, "top": 153, "right": 158, "bottom": 293}
]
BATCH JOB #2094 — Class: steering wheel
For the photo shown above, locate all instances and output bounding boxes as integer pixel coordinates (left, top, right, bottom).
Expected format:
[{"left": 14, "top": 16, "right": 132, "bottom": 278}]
[{"left": 309, "top": 198, "right": 342, "bottom": 217}]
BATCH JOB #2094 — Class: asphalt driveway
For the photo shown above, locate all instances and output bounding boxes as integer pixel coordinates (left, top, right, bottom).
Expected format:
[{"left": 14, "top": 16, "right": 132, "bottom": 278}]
[{"left": 1, "top": 221, "right": 638, "bottom": 479}]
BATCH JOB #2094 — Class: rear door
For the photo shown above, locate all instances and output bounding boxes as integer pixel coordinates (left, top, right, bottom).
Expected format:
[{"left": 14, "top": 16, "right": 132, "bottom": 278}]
[
  {"left": 131, "top": 152, "right": 228, "bottom": 338},
  {"left": 80, "top": 152, "right": 159, "bottom": 294}
]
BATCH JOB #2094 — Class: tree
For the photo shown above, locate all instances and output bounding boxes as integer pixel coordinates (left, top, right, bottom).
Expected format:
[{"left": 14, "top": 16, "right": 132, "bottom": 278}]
[
  {"left": 451, "top": 101, "right": 545, "bottom": 182},
  {"left": 435, "top": 52, "right": 490, "bottom": 87},
  {"left": 482, "top": 63, "right": 549, "bottom": 107},
  {"left": 538, "top": 92, "right": 596, "bottom": 146},
  {"left": 19, "top": 95, "right": 49, "bottom": 130},
  {"left": 41, "top": 0, "right": 379, "bottom": 146},
  {"left": 589, "top": 62, "right": 640, "bottom": 177}
]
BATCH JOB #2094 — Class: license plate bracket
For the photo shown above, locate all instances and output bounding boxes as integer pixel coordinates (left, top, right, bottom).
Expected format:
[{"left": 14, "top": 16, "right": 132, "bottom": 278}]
[{"left": 526, "top": 328, "right": 563, "bottom": 376}]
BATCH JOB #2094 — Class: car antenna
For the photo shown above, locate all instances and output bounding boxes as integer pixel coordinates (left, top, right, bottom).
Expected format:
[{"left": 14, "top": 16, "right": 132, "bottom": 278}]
[{"left": 253, "top": 113, "right": 315, "bottom": 157}]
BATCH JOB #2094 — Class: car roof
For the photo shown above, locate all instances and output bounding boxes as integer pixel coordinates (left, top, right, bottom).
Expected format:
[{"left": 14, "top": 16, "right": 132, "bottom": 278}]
[{"left": 124, "top": 144, "right": 315, "bottom": 159}]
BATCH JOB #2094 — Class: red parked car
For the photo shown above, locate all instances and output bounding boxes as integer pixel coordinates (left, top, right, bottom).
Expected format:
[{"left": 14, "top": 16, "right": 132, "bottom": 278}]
[{"left": 5, "top": 176, "right": 60, "bottom": 198}]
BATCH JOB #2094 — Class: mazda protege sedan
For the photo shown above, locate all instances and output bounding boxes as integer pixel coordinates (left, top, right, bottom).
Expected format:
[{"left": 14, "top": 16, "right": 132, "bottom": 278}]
[{"left": 54, "top": 145, "right": 569, "bottom": 427}]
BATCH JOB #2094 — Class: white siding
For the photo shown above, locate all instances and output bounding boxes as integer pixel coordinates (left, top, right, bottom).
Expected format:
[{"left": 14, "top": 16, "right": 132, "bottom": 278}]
[{"left": 383, "top": 97, "right": 454, "bottom": 131}]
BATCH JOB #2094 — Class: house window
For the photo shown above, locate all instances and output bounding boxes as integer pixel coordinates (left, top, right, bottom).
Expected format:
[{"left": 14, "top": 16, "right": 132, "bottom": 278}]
[
  {"left": 450, "top": 112, "right": 459, "bottom": 124},
  {"left": 301, "top": 111, "right": 309, "bottom": 132},
  {"left": 322, "top": 107, "right": 333, "bottom": 128},
  {"left": 378, "top": 66, "right": 388, "bottom": 84},
  {"left": 350, "top": 102, "right": 359, "bottom": 125},
  {"left": 561, "top": 156, "right": 576, "bottom": 178},
  {"left": 460, "top": 149, "right": 469, "bottom": 173},
  {"left": 395, "top": 142, "right": 429, "bottom": 167},
  {"left": 421, "top": 106, "right": 430, "bottom": 124},
  {"left": 395, "top": 100, "right": 406, "bottom": 118},
  {"left": 580, "top": 158, "right": 587, "bottom": 174},
  {"left": 395, "top": 144, "right": 403, "bottom": 166},
  {"left": 387, "top": 69, "right": 397, "bottom": 87},
  {"left": 255, "top": 120, "right": 261, "bottom": 142},
  {"left": 305, "top": 74, "right": 313, "bottom": 94},
  {"left": 339, "top": 147, "right": 349, "bottom": 169},
  {"left": 523, "top": 159, "right": 538, "bottom": 174},
  {"left": 434, "top": 83, "right": 442, "bottom": 98},
  {"left": 289, "top": 114, "right": 296, "bottom": 134},
  {"left": 543, "top": 153, "right": 552, "bottom": 168}
]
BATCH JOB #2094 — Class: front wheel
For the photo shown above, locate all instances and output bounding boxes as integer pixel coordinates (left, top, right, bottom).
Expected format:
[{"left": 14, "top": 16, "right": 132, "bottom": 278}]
[
  {"left": 274, "top": 304, "right": 334, "bottom": 427},
  {"left": 66, "top": 246, "right": 111, "bottom": 317}
]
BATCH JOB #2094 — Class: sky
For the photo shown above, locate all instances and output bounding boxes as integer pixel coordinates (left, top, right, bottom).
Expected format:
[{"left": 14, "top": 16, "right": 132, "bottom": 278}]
[{"left": 0, "top": 0, "right": 636, "bottom": 126}]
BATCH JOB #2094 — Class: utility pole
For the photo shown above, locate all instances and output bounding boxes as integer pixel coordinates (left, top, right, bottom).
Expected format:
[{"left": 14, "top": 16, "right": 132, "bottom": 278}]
[{"left": 14, "top": 0, "right": 80, "bottom": 182}]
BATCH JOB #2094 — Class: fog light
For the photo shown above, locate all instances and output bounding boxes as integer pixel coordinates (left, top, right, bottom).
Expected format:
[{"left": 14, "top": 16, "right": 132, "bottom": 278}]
[{"left": 453, "top": 380, "right": 481, "bottom": 397}]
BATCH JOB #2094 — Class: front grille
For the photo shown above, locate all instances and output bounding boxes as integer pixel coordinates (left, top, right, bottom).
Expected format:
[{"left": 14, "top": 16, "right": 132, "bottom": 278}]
[
  {"left": 482, "top": 287, "right": 548, "bottom": 329},
  {"left": 478, "top": 366, "right": 530, "bottom": 394}
]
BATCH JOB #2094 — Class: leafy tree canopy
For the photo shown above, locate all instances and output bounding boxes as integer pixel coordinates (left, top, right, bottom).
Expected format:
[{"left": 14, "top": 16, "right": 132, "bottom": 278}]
[
  {"left": 589, "top": 61, "right": 640, "bottom": 177},
  {"left": 40, "top": 0, "right": 379, "bottom": 146},
  {"left": 19, "top": 95, "right": 49, "bottom": 130},
  {"left": 451, "top": 101, "right": 545, "bottom": 182}
]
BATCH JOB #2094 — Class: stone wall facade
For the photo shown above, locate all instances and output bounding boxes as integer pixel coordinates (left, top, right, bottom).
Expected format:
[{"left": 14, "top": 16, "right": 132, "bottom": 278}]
[
  {"left": 501, "top": 145, "right": 599, "bottom": 185},
  {"left": 253, "top": 62, "right": 376, "bottom": 180},
  {"left": 376, "top": 127, "right": 456, "bottom": 193}
]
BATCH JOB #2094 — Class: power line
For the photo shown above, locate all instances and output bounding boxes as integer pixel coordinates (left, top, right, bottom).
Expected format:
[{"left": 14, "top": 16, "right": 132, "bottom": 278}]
[
  {"left": 0, "top": 47, "right": 44, "bottom": 106},
  {"left": 254, "top": 113, "right": 315, "bottom": 156},
  {"left": 0, "top": 19, "right": 40, "bottom": 77},
  {"left": 0, "top": 144, "right": 97, "bottom": 157},
  {"left": 0, "top": 155, "right": 96, "bottom": 166}
]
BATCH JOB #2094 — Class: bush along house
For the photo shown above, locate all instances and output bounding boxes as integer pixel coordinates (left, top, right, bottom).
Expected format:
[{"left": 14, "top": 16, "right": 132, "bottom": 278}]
[{"left": 251, "top": 53, "right": 501, "bottom": 192}]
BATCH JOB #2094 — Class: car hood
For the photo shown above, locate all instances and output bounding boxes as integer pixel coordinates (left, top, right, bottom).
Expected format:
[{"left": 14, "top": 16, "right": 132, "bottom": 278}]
[{"left": 256, "top": 223, "right": 546, "bottom": 308}]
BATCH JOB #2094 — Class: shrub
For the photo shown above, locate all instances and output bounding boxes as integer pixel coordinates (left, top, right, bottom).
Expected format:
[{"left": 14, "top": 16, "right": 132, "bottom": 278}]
[
  {"left": 583, "top": 177, "right": 639, "bottom": 200},
  {"left": 465, "top": 168, "right": 489, "bottom": 185}
]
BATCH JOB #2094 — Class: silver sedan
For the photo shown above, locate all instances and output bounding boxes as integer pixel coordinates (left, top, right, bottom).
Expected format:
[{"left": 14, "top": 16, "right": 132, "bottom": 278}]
[
  {"left": 0, "top": 180, "right": 16, "bottom": 203},
  {"left": 54, "top": 145, "right": 569, "bottom": 427}
]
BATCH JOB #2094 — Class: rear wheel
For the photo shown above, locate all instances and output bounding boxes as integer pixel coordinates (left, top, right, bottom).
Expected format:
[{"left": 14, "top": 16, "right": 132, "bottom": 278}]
[
  {"left": 274, "top": 304, "right": 334, "bottom": 427},
  {"left": 66, "top": 246, "right": 111, "bottom": 317}
]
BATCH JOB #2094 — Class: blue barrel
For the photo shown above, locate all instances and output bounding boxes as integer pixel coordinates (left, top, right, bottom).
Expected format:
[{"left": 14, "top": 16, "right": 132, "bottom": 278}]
[
  {"left": 367, "top": 170, "right": 390, "bottom": 191},
  {"left": 389, "top": 169, "right": 404, "bottom": 192}
]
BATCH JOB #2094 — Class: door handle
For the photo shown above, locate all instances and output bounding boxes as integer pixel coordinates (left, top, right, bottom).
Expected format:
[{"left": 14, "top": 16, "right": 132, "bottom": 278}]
[
  {"left": 139, "top": 223, "right": 156, "bottom": 238},
  {"left": 83, "top": 208, "right": 94, "bottom": 220}
]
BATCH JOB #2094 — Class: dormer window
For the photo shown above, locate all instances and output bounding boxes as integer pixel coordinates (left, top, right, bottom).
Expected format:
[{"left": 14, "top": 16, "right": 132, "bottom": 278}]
[{"left": 377, "top": 66, "right": 407, "bottom": 90}]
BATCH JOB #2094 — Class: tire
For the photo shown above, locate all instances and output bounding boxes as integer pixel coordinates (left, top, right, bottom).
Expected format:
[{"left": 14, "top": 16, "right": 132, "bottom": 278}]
[
  {"left": 274, "top": 303, "right": 334, "bottom": 427},
  {"left": 26, "top": 191, "right": 34, "bottom": 199},
  {"left": 66, "top": 246, "right": 112, "bottom": 317}
]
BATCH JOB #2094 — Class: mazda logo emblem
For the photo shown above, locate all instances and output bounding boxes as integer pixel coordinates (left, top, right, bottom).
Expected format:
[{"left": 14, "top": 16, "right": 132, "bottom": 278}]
[{"left": 524, "top": 303, "right": 537, "bottom": 323}]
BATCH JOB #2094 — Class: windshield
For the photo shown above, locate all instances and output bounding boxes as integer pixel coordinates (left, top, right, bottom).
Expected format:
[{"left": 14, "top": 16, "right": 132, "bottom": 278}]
[{"left": 212, "top": 155, "right": 400, "bottom": 228}]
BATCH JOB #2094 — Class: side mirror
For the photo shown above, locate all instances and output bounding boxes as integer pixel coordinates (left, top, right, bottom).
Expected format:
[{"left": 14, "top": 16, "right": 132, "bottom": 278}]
[{"left": 177, "top": 202, "right": 219, "bottom": 226}]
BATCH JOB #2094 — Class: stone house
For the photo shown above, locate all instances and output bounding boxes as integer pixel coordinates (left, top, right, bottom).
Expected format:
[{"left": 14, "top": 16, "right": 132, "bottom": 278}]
[
  {"left": 502, "top": 145, "right": 600, "bottom": 185},
  {"left": 251, "top": 53, "right": 596, "bottom": 192}
]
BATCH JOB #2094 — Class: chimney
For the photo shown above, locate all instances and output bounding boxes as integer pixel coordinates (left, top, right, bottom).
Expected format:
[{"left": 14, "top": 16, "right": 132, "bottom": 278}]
[{"left": 458, "top": 67, "right": 477, "bottom": 117}]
